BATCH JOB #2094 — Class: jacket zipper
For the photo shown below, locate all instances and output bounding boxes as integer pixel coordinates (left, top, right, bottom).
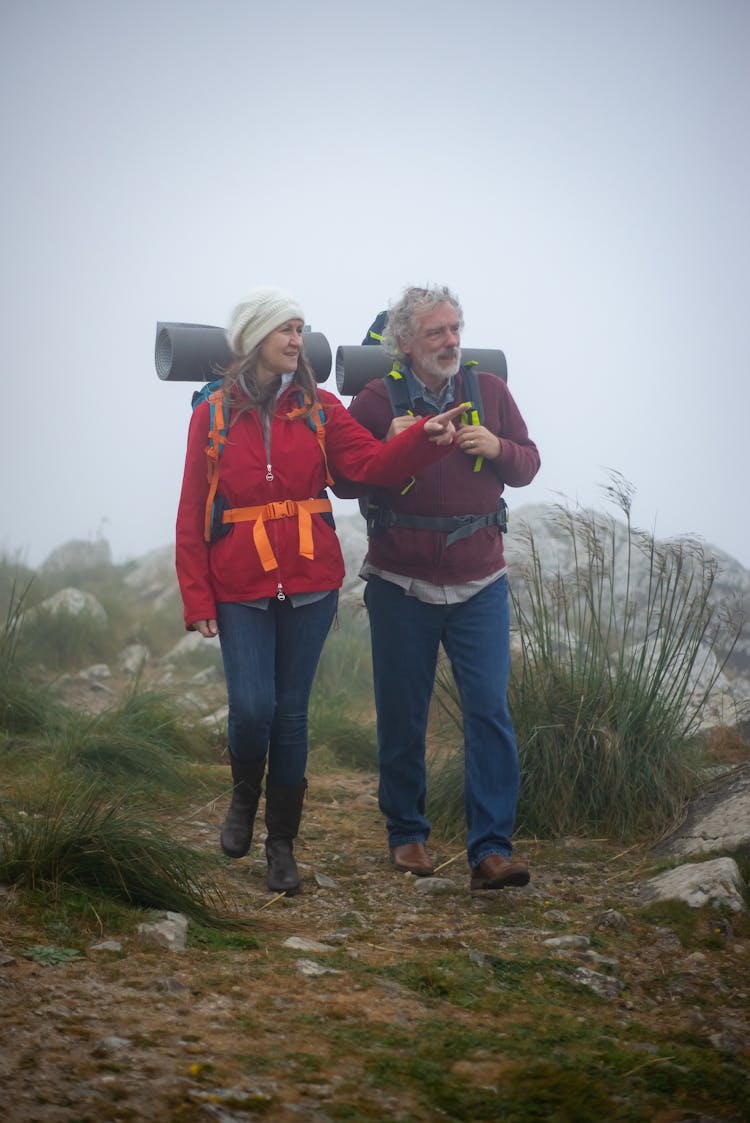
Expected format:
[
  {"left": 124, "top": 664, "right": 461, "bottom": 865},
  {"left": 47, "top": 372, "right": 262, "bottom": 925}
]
[
  {"left": 263, "top": 412, "right": 284, "bottom": 599},
  {"left": 263, "top": 400, "right": 292, "bottom": 601}
]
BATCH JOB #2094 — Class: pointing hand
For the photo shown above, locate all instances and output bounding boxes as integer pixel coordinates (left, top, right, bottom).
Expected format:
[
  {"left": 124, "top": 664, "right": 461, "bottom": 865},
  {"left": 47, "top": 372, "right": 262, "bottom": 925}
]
[{"left": 424, "top": 402, "right": 472, "bottom": 445}]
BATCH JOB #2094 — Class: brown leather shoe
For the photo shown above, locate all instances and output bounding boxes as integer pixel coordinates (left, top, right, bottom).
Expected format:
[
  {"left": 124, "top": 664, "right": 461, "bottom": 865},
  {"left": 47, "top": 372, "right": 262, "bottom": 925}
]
[
  {"left": 470, "top": 854, "right": 530, "bottom": 890},
  {"left": 389, "top": 842, "right": 434, "bottom": 877}
]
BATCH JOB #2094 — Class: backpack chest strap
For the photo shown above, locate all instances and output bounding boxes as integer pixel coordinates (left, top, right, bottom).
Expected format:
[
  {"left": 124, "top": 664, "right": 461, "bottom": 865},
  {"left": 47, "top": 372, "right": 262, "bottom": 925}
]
[{"left": 221, "top": 497, "right": 333, "bottom": 572}]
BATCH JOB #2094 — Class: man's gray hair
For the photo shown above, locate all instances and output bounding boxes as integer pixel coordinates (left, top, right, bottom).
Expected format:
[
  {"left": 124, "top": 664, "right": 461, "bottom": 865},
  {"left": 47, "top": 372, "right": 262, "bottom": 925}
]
[{"left": 380, "top": 285, "right": 464, "bottom": 364}]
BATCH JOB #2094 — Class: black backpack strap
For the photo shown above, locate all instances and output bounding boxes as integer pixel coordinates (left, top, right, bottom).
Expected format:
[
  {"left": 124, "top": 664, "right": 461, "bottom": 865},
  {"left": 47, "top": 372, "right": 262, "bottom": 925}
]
[
  {"left": 384, "top": 366, "right": 416, "bottom": 417},
  {"left": 358, "top": 366, "right": 416, "bottom": 524},
  {"left": 365, "top": 501, "right": 508, "bottom": 545},
  {"left": 458, "top": 363, "right": 484, "bottom": 473},
  {"left": 459, "top": 363, "right": 483, "bottom": 426}
]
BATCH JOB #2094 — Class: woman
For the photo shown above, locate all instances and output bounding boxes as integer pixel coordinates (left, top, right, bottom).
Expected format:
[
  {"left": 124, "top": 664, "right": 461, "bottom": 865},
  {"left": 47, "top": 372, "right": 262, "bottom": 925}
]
[{"left": 176, "top": 286, "right": 465, "bottom": 895}]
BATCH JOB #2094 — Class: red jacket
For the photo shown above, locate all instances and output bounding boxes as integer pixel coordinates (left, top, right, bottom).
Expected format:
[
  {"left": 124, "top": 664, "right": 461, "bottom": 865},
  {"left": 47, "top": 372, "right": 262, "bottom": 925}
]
[
  {"left": 346, "top": 369, "right": 541, "bottom": 584},
  {"left": 175, "top": 385, "right": 452, "bottom": 627}
]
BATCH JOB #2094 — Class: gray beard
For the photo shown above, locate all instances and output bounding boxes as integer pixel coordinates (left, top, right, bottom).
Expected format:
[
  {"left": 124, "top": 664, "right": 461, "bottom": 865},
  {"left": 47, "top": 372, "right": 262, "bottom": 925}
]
[{"left": 418, "top": 348, "right": 461, "bottom": 383}]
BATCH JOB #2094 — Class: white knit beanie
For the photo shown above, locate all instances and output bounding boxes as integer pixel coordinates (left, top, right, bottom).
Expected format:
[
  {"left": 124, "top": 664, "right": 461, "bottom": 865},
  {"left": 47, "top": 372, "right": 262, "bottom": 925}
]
[{"left": 226, "top": 286, "right": 305, "bottom": 357}]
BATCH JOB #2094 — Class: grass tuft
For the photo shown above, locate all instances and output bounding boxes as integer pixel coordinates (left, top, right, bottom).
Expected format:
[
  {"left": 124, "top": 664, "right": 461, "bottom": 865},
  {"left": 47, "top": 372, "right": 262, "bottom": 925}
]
[
  {"left": 0, "top": 781, "right": 231, "bottom": 925},
  {"left": 57, "top": 679, "right": 217, "bottom": 792}
]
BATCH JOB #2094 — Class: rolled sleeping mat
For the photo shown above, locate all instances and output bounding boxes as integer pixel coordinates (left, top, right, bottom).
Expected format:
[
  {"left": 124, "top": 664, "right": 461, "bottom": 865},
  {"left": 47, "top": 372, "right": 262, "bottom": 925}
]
[
  {"left": 335, "top": 345, "right": 508, "bottom": 397},
  {"left": 155, "top": 322, "right": 333, "bottom": 384}
]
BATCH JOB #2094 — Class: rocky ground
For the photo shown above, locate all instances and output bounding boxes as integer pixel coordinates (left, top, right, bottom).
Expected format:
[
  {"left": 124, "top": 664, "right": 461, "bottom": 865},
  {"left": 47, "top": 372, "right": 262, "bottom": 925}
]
[{"left": 1, "top": 669, "right": 749, "bottom": 1122}]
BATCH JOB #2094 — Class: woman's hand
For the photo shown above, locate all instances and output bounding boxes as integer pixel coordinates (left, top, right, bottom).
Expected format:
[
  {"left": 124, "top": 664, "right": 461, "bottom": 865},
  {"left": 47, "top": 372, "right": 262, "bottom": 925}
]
[
  {"left": 193, "top": 619, "right": 218, "bottom": 638},
  {"left": 423, "top": 402, "right": 472, "bottom": 445},
  {"left": 385, "top": 415, "right": 419, "bottom": 441}
]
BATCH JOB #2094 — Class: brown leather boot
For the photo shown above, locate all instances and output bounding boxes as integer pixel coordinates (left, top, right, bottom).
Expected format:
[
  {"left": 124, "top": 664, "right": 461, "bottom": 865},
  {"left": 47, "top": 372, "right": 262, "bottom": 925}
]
[
  {"left": 470, "top": 854, "right": 530, "bottom": 890},
  {"left": 389, "top": 842, "right": 434, "bottom": 877}
]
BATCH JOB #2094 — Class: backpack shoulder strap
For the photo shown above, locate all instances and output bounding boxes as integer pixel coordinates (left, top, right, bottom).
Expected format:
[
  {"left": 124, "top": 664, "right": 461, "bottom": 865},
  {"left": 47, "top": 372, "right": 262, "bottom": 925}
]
[
  {"left": 203, "top": 386, "right": 229, "bottom": 542},
  {"left": 458, "top": 363, "right": 485, "bottom": 473},
  {"left": 384, "top": 365, "right": 414, "bottom": 417},
  {"left": 381, "top": 367, "right": 417, "bottom": 497},
  {"left": 285, "top": 390, "right": 334, "bottom": 486},
  {"left": 460, "top": 363, "right": 483, "bottom": 425},
  {"left": 191, "top": 380, "right": 229, "bottom": 543},
  {"left": 191, "top": 377, "right": 223, "bottom": 410}
]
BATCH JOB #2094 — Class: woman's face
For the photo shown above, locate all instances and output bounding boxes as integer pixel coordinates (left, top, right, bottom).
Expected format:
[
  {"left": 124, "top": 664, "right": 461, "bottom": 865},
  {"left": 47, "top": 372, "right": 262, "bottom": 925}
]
[{"left": 256, "top": 318, "right": 305, "bottom": 381}]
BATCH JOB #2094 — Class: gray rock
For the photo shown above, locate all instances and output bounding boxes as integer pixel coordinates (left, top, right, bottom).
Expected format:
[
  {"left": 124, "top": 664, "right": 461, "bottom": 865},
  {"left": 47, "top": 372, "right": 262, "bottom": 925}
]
[
  {"left": 162, "top": 630, "right": 220, "bottom": 661},
  {"left": 577, "top": 950, "right": 620, "bottom": 971},
  {"left": 652, "top": 763, "right": 750, "bottom": 858},
  {"left": 123, "top": 544, "right": 177, "bottom": 608},
  {"left": 313, "top": 872, "right": 338, "bottom": 889},
  {"left": 544, "top": 909, "right": 571, "bottom": 924},
  {"left": 282, "top": 936, "right": 336, "bottom": 953},
  {"left": 543, "top": 935, "right": 591, "bottom": 950},
  {"left": 639, "top": 857, "right": 746, "bottom": 912},
  {"left": 41, "top": 539, "right": 112, "bottom": 574},
  {"left": 295, "top": 959, "right": 340, "bottom": 977},
  {"left": 136, "top": 910, "right": 189, "bottom": 950},
  {"left": 569, "top": 965, "right": 624, "bottom": 999},
  {"left": 32, "top": 586, "right": 108, "bottom": 626},
  {"left": 78, "top": 663, "right": 111, "bottom": 681},
  {"left": 414, "top": 877, "right": 461, "bottom": 895},
  {"left": 201, "top": 705, "right": 229, "bottom": 729},
  {"left": 153, "top": 976, "right": 189, "bottom": 993},
  {"left": 118, "top": 643, "right": 150, "bottom": 674},
  {"left": 94, "top": 1035, "right": 131, "bottom": 1054},
  {"left": 593, "top": 909, "right": 629, "bottom": 932}
]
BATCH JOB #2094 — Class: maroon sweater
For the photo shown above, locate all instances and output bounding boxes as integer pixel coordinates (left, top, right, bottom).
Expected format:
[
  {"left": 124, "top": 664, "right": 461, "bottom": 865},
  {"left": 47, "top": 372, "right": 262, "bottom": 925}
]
[{"left": 346, "top": 369, "right": 541, "bottom": 585}]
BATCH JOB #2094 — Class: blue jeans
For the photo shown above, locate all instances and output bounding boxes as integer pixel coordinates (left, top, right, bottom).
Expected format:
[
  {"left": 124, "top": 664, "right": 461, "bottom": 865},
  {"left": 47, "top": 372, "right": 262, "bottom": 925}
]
[
  {"left": 216, "top": 592, "right": 338, "bottom": 786},
  {"left": 364, "top": 574, "right": 519, "bottom": 868}
]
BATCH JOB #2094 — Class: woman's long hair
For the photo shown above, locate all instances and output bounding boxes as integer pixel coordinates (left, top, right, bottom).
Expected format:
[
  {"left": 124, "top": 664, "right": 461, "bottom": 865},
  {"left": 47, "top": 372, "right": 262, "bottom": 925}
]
[{"left": 220, "top": 345, "right": 319, "bottom": 426}]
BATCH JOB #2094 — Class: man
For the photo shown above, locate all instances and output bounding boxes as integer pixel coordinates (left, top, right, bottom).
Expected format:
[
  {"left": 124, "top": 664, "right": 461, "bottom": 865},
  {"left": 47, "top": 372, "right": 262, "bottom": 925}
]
[{"left": 346, "top": 285, "right": 540, "bottom": 891}]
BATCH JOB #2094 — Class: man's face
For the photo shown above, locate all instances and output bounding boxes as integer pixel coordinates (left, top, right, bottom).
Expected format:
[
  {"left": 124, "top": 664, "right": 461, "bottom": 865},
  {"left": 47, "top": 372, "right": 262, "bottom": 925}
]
[{"left": 400, "top": 300, "right": 462, "bottom": 385}]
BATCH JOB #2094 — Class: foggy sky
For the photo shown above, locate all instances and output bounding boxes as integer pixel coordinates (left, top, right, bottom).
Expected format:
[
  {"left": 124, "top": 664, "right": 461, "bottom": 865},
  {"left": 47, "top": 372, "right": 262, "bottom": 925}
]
[{"left": 2, "top": 0, "right": 749, "bottom": 570}]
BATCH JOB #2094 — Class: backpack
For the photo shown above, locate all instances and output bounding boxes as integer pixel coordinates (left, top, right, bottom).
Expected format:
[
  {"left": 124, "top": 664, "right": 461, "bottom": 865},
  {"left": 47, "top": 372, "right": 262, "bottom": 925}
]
[{"left": 191, "top": 379, "right": 333, "bottom": 544}]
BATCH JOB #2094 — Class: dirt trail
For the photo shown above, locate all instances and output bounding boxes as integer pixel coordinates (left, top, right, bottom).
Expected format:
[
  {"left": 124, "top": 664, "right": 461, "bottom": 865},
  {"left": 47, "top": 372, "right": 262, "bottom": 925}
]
[{"left": 2, "top": 767, "right": 749, "bottom": 1122}]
